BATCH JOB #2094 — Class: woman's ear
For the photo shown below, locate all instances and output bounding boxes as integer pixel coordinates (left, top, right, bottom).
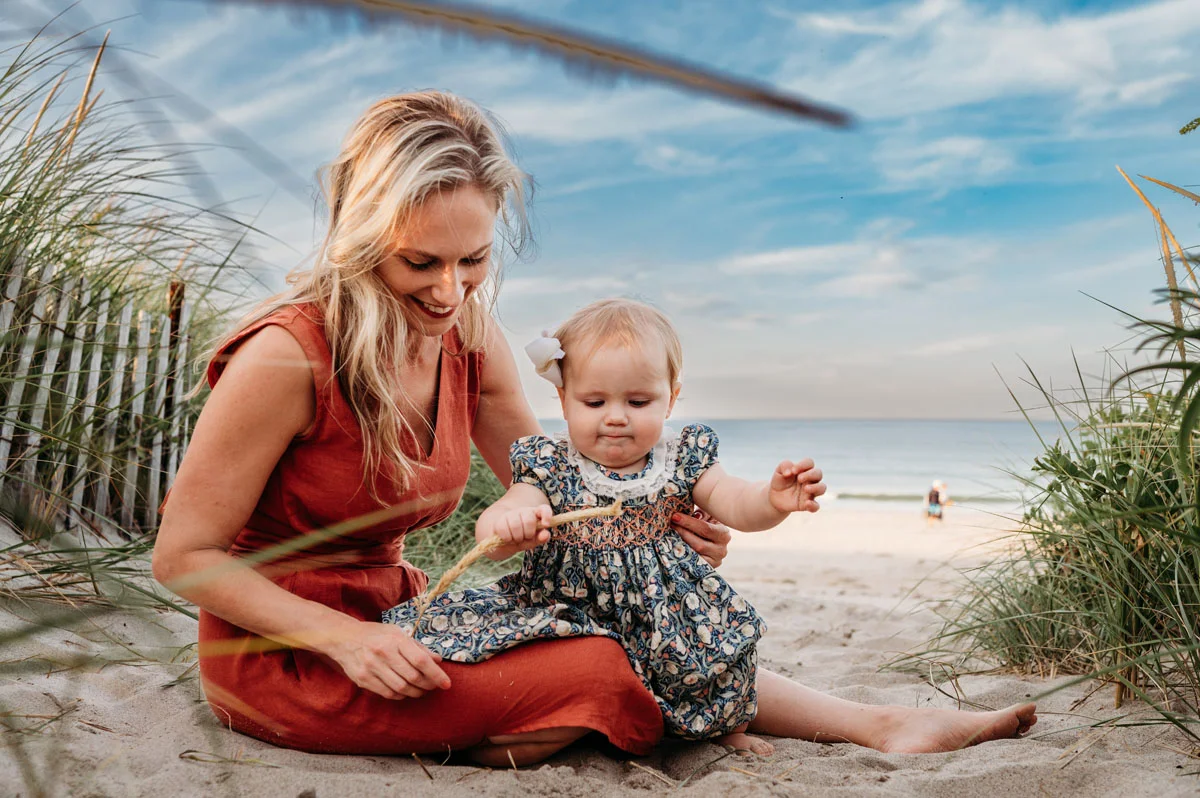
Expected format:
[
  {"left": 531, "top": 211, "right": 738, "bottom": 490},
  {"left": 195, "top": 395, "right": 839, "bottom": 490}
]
[{"left": 666, "top": 382, "right": 682, "bottom": 417}]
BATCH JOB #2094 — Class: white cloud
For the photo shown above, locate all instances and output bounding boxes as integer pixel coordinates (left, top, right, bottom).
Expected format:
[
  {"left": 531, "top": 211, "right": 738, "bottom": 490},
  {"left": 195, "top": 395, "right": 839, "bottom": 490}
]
[
  {"left": 874, "top": 135, "right": 1015, "bottom": 191},
  {"left": 636, "top": 144, "right": 722, "bottom": 174},
  {"left": 910, "top": 325, "right": 1067, "bottom": 356},
  {"left": 149, "top": 7, "right": 242, "bottom": 69},
  {"left": 501, "top": 274, "right": 632, "bottom": 297},
  {"left": 721, "top": 242, "right": 869, "bottom": 275},
  {"left": 911, "top": 332, "right": 1000, "bottom": 356},
  {"left": 494, "top": 89, "right": 736, "bottom": 144},
  {"left": 718, "top": 232, "right": 998, "bottom": 297},
  {"left": 780, "top": 0, "right": 1200, "bottom": 119}
]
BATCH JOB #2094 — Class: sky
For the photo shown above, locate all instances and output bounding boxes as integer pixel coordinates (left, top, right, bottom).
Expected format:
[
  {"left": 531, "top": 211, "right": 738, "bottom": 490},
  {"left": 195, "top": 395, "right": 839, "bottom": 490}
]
[{"left": 17, "top": 0, "right": 1200, "bottom": 419}]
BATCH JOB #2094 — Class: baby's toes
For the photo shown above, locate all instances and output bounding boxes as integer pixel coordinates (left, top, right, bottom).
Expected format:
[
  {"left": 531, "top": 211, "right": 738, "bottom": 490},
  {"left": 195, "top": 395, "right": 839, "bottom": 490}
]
[
  {"left": 719, "top": 732, "right": 775, "bottom": 757},
  {"left": 745, "top": 736, "right": 775, "bottom": 756}
]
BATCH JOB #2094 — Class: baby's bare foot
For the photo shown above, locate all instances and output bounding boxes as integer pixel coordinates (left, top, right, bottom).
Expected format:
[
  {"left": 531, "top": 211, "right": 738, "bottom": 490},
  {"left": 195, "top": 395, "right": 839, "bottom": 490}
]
[
  {"left": 875, "top": 703, "right": 1037, "bottom": 753},
  {"left": 717, "top": 731, "right": 775, "bottom": 756}
]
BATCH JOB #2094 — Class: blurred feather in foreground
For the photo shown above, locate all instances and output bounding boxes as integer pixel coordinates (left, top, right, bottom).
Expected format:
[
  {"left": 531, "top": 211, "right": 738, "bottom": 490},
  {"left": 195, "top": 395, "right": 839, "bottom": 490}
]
[{"left": 192, "top": 0, "right": 855, "bottom": 128}]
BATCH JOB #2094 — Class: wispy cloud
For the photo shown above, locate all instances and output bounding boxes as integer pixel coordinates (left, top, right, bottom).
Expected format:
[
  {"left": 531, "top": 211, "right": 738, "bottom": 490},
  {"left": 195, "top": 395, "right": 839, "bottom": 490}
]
[
  {"left": 910, "top": 325, "right": 1064, "bottom": 357},
  {"left": 718, "top": 233, "right": 997, "bottom": 298},
  {"left": 636, "top": 143, "right": 723, "bottom": 175},
  {"left": 874, "top": 135, "right": 1015, "bottom": 192},
  {"left": 501, "top": 274, "right": 632, "bottom": 297},
  {"left": 779, "top": 0, "right": 1200, "bottom": 119}
]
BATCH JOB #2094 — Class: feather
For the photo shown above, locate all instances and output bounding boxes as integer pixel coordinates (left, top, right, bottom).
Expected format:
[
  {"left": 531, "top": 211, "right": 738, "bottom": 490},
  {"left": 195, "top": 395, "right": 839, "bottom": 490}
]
[{"left": 198, "top": 0, "right": 855, "bottom": 127}]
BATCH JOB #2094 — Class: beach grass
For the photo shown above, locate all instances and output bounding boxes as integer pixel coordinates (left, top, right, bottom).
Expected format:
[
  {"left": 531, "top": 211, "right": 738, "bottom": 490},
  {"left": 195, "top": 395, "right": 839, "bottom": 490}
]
[
  {"left": 902, "top": 177, "right": 1200, "bottom": 737},
  {"left": 399, "top": 447, "right": 517, "bottom": 587}
]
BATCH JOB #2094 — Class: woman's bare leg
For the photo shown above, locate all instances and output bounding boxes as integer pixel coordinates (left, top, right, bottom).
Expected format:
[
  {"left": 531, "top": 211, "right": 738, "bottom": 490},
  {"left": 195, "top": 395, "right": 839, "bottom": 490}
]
[
  {"left": 749, "top": 669, "right": 1037, "bottom": 753},
  {"left": 469, "top": 726, "right": 591, "bottom": 767}
]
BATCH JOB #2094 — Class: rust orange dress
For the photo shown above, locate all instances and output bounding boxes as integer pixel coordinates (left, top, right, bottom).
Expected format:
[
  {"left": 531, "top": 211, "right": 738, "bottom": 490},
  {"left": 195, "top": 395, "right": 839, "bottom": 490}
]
[{"left": 197, "top": 304, "right": 663, "bottom": 755}]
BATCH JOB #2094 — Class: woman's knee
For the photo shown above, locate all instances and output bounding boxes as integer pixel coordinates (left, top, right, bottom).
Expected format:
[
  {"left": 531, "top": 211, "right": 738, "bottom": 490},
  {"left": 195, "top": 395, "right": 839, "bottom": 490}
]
[
  {"left": 471, "top": 726, "right": 590, "bottom": 767},
  {"left": 485, "top": 725, "right": 590, "bottom": 746}
]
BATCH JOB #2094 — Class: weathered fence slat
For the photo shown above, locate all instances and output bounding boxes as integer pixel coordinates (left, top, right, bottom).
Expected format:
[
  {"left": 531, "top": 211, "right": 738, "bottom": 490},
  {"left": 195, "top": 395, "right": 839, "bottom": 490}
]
[
  {"left": 53, "top": 280, "right": 91, "bottom": 498},
  {"left": 166, "top": 299, "right": 191, "bottom": 487},
  {"left": 24, "top": 278, "right": 77, "bottom": 482},
  {"left": 120, "top": 313, "right": 150, "bottom": 529},
  {"left": 0, "top": 262, "right": 57, "bottom": 474},
  {"left": 94, "top": 302, "right": 133, "bottom": 519},
  {"left": 0, "top": 269, "right": 25, "bottom": 339},
  {"left": 70, "top": 290, "right": 110, "bottom": 515},
  {"left": 144, "top": 321, "right": 171, "bottom": 528}
]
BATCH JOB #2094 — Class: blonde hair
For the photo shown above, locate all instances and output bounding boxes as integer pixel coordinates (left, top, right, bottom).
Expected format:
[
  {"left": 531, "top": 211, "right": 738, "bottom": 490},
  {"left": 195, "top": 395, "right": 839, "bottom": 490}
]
[
  {"left": 213, "top": 91, "right": 531, "bottom": 498},
  {"left": 553, "top": 298, "right": 683, "bottom": 387}
]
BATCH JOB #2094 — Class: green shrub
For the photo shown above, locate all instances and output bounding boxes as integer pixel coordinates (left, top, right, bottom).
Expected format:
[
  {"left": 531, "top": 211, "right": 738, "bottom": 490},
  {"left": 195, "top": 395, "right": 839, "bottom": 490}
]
[{"left": 912, "top": 337, "right": 1200, "bottom": 733}]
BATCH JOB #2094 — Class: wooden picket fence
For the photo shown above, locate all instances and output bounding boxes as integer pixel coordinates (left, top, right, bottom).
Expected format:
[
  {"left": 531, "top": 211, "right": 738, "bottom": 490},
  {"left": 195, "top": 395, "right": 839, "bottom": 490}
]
[{"left": 0, "top": 268, "right": 193, "bottom": 533}]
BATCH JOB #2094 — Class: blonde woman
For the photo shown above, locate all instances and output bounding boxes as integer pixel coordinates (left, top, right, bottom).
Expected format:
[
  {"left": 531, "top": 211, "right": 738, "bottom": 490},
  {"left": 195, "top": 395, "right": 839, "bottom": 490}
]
[{"left": 153, "top": 91, "right": 1035, "bottom": 765}]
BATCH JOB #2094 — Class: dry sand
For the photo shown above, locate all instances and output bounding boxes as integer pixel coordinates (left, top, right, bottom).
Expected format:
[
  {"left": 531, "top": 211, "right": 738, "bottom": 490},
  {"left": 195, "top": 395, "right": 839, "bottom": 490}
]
[{"left": 3, "top": 505, "right": 1197, "bottom": 797}]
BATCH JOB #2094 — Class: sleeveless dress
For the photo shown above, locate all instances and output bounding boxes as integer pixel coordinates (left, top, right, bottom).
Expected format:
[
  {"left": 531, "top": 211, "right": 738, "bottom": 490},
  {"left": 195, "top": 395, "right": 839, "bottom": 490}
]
[
  {"left": 383, "top": 424, "right": 767, "bottom": 739},
  {"left": 194, "top": 304, "right": 662, "bottom": 755}
]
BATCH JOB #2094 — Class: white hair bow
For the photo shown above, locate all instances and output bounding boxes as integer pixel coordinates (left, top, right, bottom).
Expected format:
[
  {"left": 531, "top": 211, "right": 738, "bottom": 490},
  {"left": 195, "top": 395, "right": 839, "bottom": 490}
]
[{"left": 524, "top": 332, "right": 565, "bottom": 387}]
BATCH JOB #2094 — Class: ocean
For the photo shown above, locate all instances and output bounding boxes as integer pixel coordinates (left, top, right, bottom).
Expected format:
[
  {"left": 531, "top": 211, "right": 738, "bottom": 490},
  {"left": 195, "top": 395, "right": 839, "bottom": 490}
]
[{"left": 537, "top": 418, "right": 1062, "bottom": 512}]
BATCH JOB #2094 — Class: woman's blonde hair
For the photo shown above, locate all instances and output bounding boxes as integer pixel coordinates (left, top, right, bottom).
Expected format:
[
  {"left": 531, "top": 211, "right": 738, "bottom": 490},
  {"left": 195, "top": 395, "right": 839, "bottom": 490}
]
[
  {"left": 553, "top": 298, "right": 683, "bottom": 387},
  {"left": 213, "top": 91, "right": 531, "bottom": 498}
]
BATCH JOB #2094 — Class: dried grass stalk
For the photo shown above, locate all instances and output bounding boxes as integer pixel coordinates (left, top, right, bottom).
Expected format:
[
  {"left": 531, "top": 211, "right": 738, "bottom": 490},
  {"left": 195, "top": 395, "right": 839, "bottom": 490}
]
[{"left": 413, "top": 500, "right": 623, "bottom": 618}]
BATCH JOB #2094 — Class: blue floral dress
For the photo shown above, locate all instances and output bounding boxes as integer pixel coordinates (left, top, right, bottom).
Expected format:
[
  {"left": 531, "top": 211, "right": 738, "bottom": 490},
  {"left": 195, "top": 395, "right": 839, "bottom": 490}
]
[{"left": 383, "top": 423, "right": 767, "bottom": 739}]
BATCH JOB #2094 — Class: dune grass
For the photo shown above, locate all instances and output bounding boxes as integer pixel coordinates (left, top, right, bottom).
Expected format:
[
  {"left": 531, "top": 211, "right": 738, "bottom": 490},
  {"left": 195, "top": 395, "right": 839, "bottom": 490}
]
[
  {"left": 903, "top": 175, "right": 1200, "bottom": 738},
  {"left": 397, "top": 447, "right": 517, "bottom": 586}
]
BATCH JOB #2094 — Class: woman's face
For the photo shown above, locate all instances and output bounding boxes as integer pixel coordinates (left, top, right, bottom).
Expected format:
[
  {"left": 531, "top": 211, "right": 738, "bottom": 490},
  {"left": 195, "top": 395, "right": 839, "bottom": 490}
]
[{"left": 378, "top": 184, "right": 497, "bottom": 338}]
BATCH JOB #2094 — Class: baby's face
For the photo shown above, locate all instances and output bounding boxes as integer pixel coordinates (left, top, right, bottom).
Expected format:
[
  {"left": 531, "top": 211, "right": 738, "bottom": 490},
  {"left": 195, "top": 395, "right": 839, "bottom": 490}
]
[{"left": 558, "top": 340, "right": 679, "bottom": 472}]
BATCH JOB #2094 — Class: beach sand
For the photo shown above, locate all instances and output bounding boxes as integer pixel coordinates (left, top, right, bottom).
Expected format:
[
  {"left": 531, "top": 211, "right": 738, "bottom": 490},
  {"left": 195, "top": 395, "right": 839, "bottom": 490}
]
[{"left": 3, "top": 506, "right": 1196, "bottom": 796}]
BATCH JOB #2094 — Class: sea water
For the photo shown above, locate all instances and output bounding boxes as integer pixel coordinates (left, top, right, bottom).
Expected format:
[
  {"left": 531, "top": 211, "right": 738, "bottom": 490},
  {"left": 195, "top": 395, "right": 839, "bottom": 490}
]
[{"left": 538, "top": 418, "right": 1062, "bottom": 512}]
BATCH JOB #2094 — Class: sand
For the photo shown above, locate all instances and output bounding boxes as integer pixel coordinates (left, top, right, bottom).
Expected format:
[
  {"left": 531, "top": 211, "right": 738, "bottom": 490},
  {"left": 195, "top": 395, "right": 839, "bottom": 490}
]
[{"left": 3, "top": 505, "right": 1197, "bottom": 797}]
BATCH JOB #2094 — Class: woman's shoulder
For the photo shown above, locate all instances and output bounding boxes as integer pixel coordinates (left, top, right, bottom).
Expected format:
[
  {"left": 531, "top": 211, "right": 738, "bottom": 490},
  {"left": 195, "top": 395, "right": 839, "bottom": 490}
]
[{"left": 208, "top": 302, "right": 329, "bottom": 388}]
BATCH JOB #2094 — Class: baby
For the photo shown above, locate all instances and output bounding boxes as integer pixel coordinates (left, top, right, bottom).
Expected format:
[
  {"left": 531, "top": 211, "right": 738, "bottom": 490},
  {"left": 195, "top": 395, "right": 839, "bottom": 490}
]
[{"left": 384, "top": 298, "right": 824, "bottom": 753}]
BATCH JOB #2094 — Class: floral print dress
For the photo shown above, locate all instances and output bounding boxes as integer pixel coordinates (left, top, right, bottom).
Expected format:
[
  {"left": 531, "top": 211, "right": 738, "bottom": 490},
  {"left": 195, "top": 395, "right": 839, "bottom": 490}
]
[{"left": 383, "top": 423, "right": 767, "bottom": 739}]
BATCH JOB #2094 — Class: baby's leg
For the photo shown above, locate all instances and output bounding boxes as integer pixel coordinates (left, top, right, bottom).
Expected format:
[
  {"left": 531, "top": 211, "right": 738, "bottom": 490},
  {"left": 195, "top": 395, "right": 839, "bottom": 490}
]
[{"left": 716, "top": 723, "right": 775, "bottom": 756}]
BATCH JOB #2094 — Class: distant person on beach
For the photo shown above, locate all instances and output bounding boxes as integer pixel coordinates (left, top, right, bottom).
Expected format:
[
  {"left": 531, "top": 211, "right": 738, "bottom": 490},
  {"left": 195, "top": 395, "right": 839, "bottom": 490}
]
[
  {"left": 153, "top": 90, "right": 1036, "bottom": 766},
  {"left": 925, "top": 480, "right": 949, "bottom": 526},
  {"left": 385, "top": 299, "right": 824, "bottom": 755}
]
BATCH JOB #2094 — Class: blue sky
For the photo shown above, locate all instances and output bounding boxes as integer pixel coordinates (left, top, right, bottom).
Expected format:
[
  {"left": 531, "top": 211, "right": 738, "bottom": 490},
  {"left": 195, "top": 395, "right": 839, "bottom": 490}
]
[{"left": 24, "top": 0, "right": 1200, "bottom": 418}]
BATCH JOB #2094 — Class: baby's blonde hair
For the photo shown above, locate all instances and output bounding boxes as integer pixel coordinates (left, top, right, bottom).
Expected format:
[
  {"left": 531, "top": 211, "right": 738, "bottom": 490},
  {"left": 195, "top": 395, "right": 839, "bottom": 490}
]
[{"left": 553, "top": 298, "right": 683, "bottom": 387}]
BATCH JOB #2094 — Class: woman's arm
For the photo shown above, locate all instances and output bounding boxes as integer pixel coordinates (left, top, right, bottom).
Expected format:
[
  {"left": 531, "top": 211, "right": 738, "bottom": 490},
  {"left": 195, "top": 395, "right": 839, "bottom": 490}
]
[
  {"left": 692, "top": 460, "right": 826, "bottom": 532},
  {"left": 471, "top": 317, "right": 543, "bottom": 486},
  {"left": 152, "top": 326, "right": 448, "bottom": 700}
]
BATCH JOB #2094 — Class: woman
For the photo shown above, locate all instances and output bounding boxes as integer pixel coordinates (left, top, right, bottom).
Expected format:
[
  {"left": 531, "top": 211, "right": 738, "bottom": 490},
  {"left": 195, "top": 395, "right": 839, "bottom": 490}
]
[{"left": 153, "top": 91, "right": 1035, "bottom": 765}]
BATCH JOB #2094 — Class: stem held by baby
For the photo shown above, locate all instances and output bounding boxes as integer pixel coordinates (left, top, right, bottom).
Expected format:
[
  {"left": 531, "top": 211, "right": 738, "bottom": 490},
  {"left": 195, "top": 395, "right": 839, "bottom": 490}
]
[{"left": 413, "top": 501, "right": 624, "bottom": 623}]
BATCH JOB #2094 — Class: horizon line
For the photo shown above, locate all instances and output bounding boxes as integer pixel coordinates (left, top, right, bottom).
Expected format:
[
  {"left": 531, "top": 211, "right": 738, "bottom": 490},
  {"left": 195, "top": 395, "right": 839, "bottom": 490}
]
[{"left": 534, "top": 416, "right": 1062, "bottom": 424}]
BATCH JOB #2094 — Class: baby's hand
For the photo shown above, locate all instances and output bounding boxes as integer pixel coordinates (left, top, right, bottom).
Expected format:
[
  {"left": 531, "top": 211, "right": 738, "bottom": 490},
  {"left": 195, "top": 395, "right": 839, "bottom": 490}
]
[
  {"left": 768, "top": 459, "right": 826, "bottom": 514},
  {"left": 479, "top": 505, "right": 553, "bottom": 552}
]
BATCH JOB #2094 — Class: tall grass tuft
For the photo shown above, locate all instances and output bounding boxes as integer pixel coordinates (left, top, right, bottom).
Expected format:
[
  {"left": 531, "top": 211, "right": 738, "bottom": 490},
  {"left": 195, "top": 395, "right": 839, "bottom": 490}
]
[
  {"left": 905, "top": 174, "right": 1200, "bottom": 735},
  {"left": 402, "top": 448, "right": 516, "bottom": 586},
  {"left": 914, "top": 380, "right": 1200, "bottom": 721},
  {"left": 0, "top": 29, "right": 257, "bottom": 605}
]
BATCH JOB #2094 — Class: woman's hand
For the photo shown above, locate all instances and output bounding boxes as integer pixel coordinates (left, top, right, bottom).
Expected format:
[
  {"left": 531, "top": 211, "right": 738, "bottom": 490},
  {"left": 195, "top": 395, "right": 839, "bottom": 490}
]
[
  {"left": 768, "top": 459, "right": 826, "bottom": 514},
  {"left": 671, "top": 510, "right": 732, "bottom": 568},
  {"left": 323, "top": 621, "right": 452, "bottom": 700}
]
